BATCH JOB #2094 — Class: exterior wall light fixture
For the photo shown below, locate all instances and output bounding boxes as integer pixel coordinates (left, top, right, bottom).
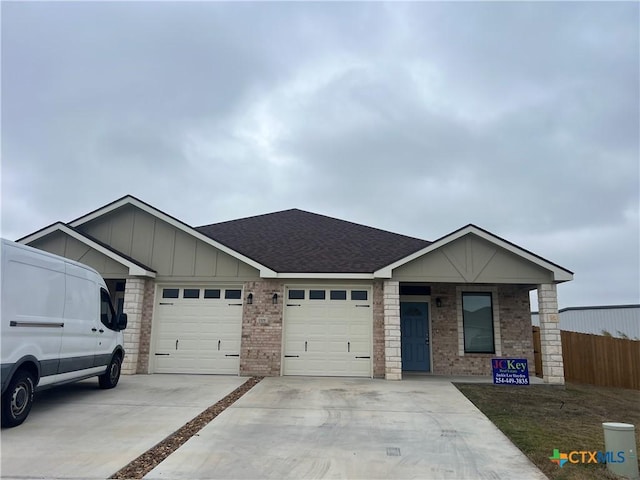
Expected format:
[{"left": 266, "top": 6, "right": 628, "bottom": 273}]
[
  {"left": 436, "top": 297, "right": 443, "bottom": 308},
  {"left": 272, "top": 293, "right": 278, "bottom": 304},
  {"left": 247, "top": 293, "right": 253, "bottom": 305}
]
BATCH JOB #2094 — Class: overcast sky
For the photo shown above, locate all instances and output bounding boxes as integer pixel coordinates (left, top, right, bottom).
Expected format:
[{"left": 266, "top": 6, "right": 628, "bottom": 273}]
[{"left": 2, "top": 2, "right": 638, "bottom": 310}]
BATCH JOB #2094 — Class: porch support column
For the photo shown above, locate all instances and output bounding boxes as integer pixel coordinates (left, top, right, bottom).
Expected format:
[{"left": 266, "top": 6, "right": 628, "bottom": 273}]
[
  {"left": 121, "top": 277, "right": 145, "bottom": 375},
  {"left": 537, "top": 283, "right": 565, "bottom": 385},
  {"left": 383, "top": 280, "right": 402, "bottom": 380}
]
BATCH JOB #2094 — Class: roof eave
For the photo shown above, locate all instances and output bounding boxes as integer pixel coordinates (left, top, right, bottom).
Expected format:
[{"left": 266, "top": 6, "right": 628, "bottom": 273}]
[{"left": 271, "top": 272, "right": 376, "bottom": 280}]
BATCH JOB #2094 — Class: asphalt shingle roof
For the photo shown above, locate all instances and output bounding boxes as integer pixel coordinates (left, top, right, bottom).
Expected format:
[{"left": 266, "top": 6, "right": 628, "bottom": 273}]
[{"left": 196, "top": 209, "right": 431, "bottom": 273}]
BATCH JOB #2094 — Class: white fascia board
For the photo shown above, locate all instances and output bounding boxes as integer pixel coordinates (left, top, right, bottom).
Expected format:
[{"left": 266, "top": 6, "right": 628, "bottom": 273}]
[
  {"left": 68, "top": 197, "right": 133, "bottom": 227},
  {"left": 17, "top": 223, "right": 63, "bottom": 246},
  {"left": 69, "top": 196, "right": 277, "bottom": 278},
  {"left": 274, "top": 273, "right": 375, "bottom": 280},
  {"left": 374, "top": 225, "right": 574, "bottom": 282},
  {"left": 19, "top": 223, "right": 156, "bottom": 278}
]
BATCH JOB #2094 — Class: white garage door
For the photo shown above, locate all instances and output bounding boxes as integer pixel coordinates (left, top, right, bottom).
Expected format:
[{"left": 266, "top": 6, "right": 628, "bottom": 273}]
[
  {"left": 153, "top": 286, "right": 243, "bottom": 374},
  {"left": 283, "top": 287, "right": 372, "bottom": 377}
]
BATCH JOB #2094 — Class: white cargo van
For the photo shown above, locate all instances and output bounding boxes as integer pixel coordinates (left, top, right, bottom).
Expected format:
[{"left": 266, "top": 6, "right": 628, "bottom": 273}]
[{"left": 1, "top": 239, "right": 127, "bottom": 427}]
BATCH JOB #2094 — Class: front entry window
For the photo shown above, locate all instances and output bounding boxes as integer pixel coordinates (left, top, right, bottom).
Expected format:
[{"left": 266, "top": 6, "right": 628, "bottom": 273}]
[{"left": 462, "top": 292, "right": 495, "bottom": 353}]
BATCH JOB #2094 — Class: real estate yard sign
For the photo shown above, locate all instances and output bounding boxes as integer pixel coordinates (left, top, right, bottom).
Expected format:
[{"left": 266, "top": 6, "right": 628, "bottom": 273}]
[{"left": 492, "top": 358, "right": 529, "bottom": 385}]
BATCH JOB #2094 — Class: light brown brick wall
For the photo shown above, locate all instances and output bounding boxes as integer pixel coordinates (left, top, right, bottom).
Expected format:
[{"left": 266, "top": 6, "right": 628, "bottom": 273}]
[
  {"left": 498, "top": 285, "right": 535, "bottom": 375},
  {"left": 136, "top": 278, "right": 155, "bottom": 374},
  {"left": 430, "top": 283, "right": 533, "bottom": 376},
  {"left": 372, "top": 280, "right": 385, "bottom": 378},
  {"left": 240, "top": 280, "right": 285, "bottom": 376}
]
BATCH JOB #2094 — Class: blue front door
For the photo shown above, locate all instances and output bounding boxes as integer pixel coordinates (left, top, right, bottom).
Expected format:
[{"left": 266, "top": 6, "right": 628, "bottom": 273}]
[{"left": 401, "top": 302, "right": 430, "bottom": 371}]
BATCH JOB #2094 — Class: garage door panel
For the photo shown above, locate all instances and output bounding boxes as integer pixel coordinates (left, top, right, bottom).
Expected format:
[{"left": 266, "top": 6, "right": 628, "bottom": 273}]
[
  {"left": 348, "top": 339, "right": 370, "bottom": 352},
  {"left": 153, "top": 286, "right": 242, "bottom": 374},
  {"left": 283, "top": 287, "right": 372, "bottom": 377},
  {"left": 284, "top": 356, "right": 371, "bottom": 377}
]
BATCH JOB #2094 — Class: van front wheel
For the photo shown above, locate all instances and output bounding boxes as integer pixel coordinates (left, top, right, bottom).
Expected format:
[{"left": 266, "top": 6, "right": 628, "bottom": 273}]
[
  {"left": 1, "top": 370, "right": 35, "bottom": 428},
  {"left": 98, "top": 355, "right": 122, "bottom": 389}
]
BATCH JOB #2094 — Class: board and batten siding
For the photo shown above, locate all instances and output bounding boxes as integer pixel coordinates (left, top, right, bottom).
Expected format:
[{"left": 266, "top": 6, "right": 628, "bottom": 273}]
[
  {"left": 29, "top": 231, "right": 129, "bottom": 278},
  {"left": 78, "top": 205, "right": 260, "bottom": 281},
  {"left": 392, "top": 235, "right": 553, "bottom": 284}
]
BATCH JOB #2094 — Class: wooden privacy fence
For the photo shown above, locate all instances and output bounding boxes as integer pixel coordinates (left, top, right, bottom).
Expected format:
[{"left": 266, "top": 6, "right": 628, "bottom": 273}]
[
  {"left": 561, "top": 331, "right": 640, "bottom": 390},
  {"left": 533, "top": 327, "right": 640, "bottom": 389}
]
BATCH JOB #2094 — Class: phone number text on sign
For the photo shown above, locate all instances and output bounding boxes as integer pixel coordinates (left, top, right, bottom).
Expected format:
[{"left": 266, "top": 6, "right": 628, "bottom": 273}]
[
  {"left": 494, "top": 376, "right": 529, "bottom": 385},
  {"left": 492, "top": 358, "right": 530, "bottom": 386}
]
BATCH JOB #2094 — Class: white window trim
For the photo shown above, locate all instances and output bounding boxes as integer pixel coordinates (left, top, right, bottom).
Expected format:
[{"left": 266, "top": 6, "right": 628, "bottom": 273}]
[{"left": 456, "top": 286, "right": 502, "bottom": 357}]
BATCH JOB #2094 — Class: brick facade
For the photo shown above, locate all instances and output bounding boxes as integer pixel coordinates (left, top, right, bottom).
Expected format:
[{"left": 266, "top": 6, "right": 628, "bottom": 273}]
[
  {"left": 239, "top": 280, "right": 285, "bottom": 376},
  {"left": 431, "top": 283, "right": 533, "bottom": 376},
  {"left": 136, "top": 278, "right": 155, "bottom": 374},
  {"left": 497, "top": 285, "right": 535, "bottom": 374},
  {"left": 372, "top": 281, "right": 385, "bottom": 378},
  {"left": 128, "top": 279, "right": 537, "bottom": 379}
]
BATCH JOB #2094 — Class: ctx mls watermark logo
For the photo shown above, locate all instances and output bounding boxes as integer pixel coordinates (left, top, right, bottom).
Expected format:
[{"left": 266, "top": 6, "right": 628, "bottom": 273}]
[
  {"left": 549, "top": 449, "right": 569, "bottom": 467},
  {"left": 550, "top": 449, "right": 625, "bottom": 468}
]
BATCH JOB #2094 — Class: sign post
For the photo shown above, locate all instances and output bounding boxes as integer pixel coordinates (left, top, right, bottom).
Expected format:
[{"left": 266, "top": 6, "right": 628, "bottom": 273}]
[{"left": 492, "top": 358, "right": 530, "bottom": 385}]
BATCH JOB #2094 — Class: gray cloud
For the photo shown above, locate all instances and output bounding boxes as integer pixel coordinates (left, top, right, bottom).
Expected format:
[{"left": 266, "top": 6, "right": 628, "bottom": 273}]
[{"left": 2, "top": 1, "right": 638, "bottom": 309}]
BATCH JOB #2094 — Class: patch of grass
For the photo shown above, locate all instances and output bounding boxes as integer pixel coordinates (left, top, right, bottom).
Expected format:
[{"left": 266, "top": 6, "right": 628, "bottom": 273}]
[{"left": 454, "top": 382, "right": 640, "bottom": 480}]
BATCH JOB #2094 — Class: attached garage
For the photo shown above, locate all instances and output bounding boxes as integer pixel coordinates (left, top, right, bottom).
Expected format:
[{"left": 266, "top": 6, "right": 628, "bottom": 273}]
[
  {"left": 152, "top": 285, "right": 243, "bottom": 374},
  {"left": 282, "top": 286, "right": 373, "bottom": 377},
  {"left": 19, "top": 196, "right": 574, "bottom": 384}
]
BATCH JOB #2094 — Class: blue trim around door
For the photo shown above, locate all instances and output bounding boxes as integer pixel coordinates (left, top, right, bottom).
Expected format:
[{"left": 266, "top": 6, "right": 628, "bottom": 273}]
[{"left": 400, "top": 302, "right": 430, "bottom": 372}]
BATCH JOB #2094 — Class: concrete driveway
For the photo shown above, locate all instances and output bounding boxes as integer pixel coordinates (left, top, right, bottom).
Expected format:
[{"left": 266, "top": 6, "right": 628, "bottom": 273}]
[
  {"left": 146, "top": 376, "right": 546, "bottom": 480},
  {"left": 1, "top": 375, "right": 546, "bottom": 480},
  {"left": 0, "top": 374, "right": 246, "bottom": 480}
]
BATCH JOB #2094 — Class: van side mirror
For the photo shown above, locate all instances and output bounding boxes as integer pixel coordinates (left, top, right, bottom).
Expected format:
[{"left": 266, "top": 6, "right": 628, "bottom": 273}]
[{"left": 116, "top": 313, "right": 128, "bottom": 331}]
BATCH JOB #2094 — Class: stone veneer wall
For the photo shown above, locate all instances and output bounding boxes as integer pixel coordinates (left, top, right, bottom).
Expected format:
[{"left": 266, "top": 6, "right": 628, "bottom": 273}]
[
  {"left": 383, "top": 281, "right": 401, "bottom": 380},
  {"left": 121, "top": 278, "right": 143, "bottom": 374},
  {"left": 430, "top": 283, "right": 534, "bottom": 376},
  {"left": 240, "top": 280, "right": 285, "bottom": 376},
  {"left": 136, "top": 279, "right": 155, "bottom": 374},
  {"left": 538, "top": 283, "right": 564, "bottom": 384},
  {"left": 372, "top": 281, "right": 385, "bottom": 378}
]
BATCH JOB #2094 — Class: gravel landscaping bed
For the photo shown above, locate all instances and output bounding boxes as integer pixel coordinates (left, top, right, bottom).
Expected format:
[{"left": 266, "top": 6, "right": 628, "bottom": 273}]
[{"left": 110, "top": 376, "right": 263, "bottom": 480}]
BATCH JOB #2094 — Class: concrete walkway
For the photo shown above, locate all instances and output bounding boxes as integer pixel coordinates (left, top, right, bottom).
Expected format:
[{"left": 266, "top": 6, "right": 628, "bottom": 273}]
[
  {"left": 146, "top": 376, "right": 546, "bottom": 479},
  {"left": 0, "top": 374, "right": 246, "bottom": 480}
]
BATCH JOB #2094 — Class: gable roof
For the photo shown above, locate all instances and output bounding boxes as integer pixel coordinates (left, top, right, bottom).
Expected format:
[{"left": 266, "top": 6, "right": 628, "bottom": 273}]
[
  {"left": 374, "top": 224, "right": 574, "bottom": 282},
  {"left": 18, "top": 222, "right": 156, "bottom": 277},
  {"left": 17, "top": 195, "right": 574, "bottom": 281},
  {"left": 66, "top": 195, "right": 278, "bottom": 278},
  {"left": 196, "top": 209, "right": 431, "bottom": 274}
]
